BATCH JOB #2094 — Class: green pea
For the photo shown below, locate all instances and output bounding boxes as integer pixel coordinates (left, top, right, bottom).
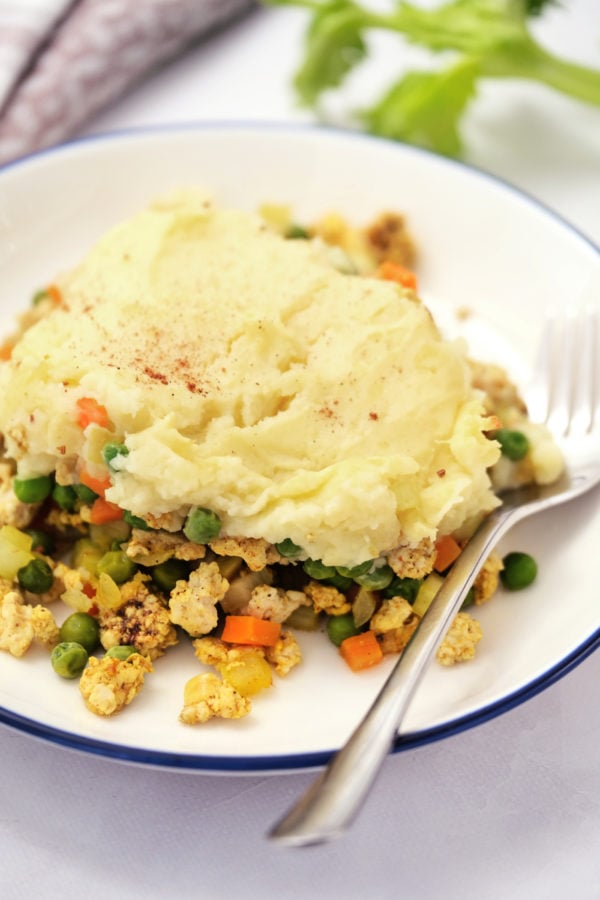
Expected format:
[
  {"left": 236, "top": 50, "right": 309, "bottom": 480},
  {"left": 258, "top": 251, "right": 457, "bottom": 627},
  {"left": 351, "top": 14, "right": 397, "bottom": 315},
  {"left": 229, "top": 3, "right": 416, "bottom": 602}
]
[
  {"left": 275, "top": 538, "right": 303, "bottom": 558},
  {"left": 96, "top": 549, "right": 136, "bottom": 584},
  {"left": 105, "top": 645, "right": 138, "bottom": 661},
  {"left": 501, "top": 552, "right": 538, "bottom": 590},
  {"left": 496, "top": 428, "right": 530, "bottom": 462},
  {"left": 59, "top": 612, "right": 100, "bottom": 653},
  {"left": 383, "top": 576, "right": 422, "bottom": 603},
  {"left": 326, "top": 613, "right": 361, "bottom": 647},
  {"left": 90, "top": 518, "right": 132, "bottom": 549},
  {"left": 183, "top": 507, "right": 221, "bottom": 543},
  {"left": 52, "top": 483, "right": 78, "bottom": 511},
  {"left": 24, "top": 529, "right": 55, "bottom": 556},
  {"left": 152, "top": 558, "right": 189, "bottom": 593},
  {"left": 32, "top": 288, "right": 49, "bottom": 306},
  {"left": 72, "top": 537, "right": 103, "bottom": 574},
  {"left": 461, "top": 587, "right": 476, "bottom": 609},
  {"left": 336, "top": 560, "right": 373, "bottom": 579},
  {"left": 73, "top": 482, "right": 98, "bottom": 504},
  {"left": 303, "top": 559, "right": 337, "bottom": 580},
  {"left": 123, "top": 510, "right": 151, "bottom": 530},
  {"left": 355, "top": 565, "right": 394, "bottom": 591},
  {"left": 102, "top": 442, "right": 129, "bottom": 471},
  {"left": 286, "top": 224, "right": 310, "bottom": 239},
  {"left": 13, "top": 475, "right": 53, "bottom": 504},
  {"left": 17, "top": 557, "right": 54, "bottom": 594},
  {"left": 51, "top": 642, "right": 88, "bottom": 679},
  {"left": 325, "top": 572, "right": 353, "bottom": 591}
]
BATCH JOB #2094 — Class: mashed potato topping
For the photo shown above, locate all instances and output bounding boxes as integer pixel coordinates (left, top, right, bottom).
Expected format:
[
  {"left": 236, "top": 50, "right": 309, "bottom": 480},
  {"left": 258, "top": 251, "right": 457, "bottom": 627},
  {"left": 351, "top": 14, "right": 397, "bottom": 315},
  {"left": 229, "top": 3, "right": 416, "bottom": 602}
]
[{"left": 0, "top": 190, "right": 500, "bottom": 567}]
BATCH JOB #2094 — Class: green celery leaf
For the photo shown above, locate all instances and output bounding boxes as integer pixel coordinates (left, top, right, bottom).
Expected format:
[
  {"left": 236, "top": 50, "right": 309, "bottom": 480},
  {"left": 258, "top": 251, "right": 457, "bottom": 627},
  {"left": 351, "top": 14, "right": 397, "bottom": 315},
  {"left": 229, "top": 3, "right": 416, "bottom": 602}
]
[
  {"left": 390, "top": 0, "right": 529, "bottom": 56},
  {"left": 274, "top": 0, "right": 600, "bottom": 157},
  {"left": 293, "top": 1, "right": 369, "bottom": 105},
  {"left": 362, "top": 57, "right": 479, "bottom": 157},
  {"left": 525, "top": 0, "right": 557, "bottom": 14}
]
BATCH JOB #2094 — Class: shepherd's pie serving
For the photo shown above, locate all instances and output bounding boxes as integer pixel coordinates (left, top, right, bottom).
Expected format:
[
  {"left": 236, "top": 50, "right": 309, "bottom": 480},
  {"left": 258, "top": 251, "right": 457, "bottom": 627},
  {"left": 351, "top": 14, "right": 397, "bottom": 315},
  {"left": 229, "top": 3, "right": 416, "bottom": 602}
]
[{"left": 0, "top": 191, "right": 562, "bottom": 723}]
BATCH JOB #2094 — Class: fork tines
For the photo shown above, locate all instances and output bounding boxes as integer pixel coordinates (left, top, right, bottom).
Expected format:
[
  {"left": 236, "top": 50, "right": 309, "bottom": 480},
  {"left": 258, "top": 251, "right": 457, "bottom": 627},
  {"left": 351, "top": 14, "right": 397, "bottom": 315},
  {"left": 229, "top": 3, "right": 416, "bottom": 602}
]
[{"left": 530, "top": 303, "right": 599, "bottom": 438}]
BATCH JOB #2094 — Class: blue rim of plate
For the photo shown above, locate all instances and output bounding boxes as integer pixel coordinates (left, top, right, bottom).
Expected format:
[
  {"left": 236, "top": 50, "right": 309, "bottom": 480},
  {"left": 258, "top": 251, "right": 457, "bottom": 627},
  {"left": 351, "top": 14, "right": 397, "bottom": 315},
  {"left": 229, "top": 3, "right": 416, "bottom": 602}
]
[
  {"left": 0, "top": 121, "right": 599, "bottom": 773},
  {"left": 1, "top": 625, "right": 599, "bottom": 772}
]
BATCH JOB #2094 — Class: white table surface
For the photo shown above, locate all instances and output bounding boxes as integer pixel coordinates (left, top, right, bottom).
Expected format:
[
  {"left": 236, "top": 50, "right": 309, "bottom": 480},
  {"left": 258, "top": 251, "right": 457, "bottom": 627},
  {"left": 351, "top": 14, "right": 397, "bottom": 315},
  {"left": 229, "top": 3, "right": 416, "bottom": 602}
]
[{"left": 2, "top": 3, "right": 600, "bottom": 898}]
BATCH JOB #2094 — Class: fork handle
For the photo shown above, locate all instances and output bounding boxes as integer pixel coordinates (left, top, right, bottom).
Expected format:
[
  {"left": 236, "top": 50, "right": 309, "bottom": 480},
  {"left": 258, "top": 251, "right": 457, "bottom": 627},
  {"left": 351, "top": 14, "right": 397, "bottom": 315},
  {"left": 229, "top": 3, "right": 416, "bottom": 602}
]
[{"left": 269, "top": 504, "right": 520, "bottom": 847}]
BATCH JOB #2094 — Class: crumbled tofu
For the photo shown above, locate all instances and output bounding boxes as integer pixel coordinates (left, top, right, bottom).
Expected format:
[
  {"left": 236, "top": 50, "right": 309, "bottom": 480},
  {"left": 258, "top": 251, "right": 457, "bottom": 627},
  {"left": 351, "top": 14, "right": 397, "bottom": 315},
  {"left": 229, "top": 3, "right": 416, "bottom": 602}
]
[
  {"left": 264, "top": 630, "right": 302, "bottom": 676},
  {"left": 220, "top": 568, "right": 273, "bottom": 614},
  {"left": 169, "top": 562, "right": 228, "bottom": 636},
  {"left": 193, "top": 636, "right": 272, "bottom": 691},
  {"left": 387, "top": 538, "right": 436, "bottom": 579},
  {"left": 60, "top": 564, "right": 87, "bottom": 593},
  {"left": 370, "top": 596, "right": 420, "bottom": 655},
  {"left": 209, "top": 536, "right": 283, "bottom": 572},
  {"left": 179, "top": 672, "right": 251, "bottom": 725},
  {"left": 125, "top": 528, "right": 206, "bottom": 566},
  {"left": 436, "top": 612, "right": 483, "bottom": 665},
  {"left": 30, "top": 605, "right": 60, "bottom": 647},
  {"left": 79, "top": 653, "right": 153, "bottom": 716},
  {"left": 0, "top": 579, "right": 13, "bottom": 605},
  {"left": 43, "top": 507, "right": 87, "bottom": 537},
  {"left": 99, "top": 573, "right": 178, "bottom": 659},
  {"left": 469, "top": 359, "right": 527, "bottom": 417},
  {"left": 243, "top": 584, "right": 308, "bottom": 624},
  {"left": 193, "top": 635, "right": 262, "bottom": 669},
  {"left": 470, "top": 358, "right": 564, "bottom": 492},
  {"left": 193, "top": 629, "right": 300, "bottom": 681},
  {"left": 192, "top": 635, "right": 231, "bottom": 667},
  {"left": 59, "top": 564, "right": 94, "bottom": 612},
  {"left": 77, "top": 505, "right": 94, "bottom": 524},
  {"left": 144, "top": 510, "right": 185, "bottom": 532},
  {"left": 54, "top": 458, "right": 78, "bottom": 486},
  {"left": 0, "top": 461, "right": 40, "bottom": 529},
  {"left": 364, "top": 211, "right": 416, "bottom": 269},
  {"left": 473, "top": 553, "right": 504, "bottom": 605},
  {"left": 304, "top": 581, "right": 351, "bottom": 616},
  {"left": 0, "top": 589, "right": 59, "bottom": 657}
]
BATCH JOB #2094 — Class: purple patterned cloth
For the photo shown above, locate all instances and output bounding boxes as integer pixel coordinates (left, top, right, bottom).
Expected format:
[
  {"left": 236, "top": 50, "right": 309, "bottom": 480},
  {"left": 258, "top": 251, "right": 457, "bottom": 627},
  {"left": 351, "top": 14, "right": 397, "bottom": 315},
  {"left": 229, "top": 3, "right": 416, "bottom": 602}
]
[{"left": 0, "top": 0, "right": 255, "bottom": 166}]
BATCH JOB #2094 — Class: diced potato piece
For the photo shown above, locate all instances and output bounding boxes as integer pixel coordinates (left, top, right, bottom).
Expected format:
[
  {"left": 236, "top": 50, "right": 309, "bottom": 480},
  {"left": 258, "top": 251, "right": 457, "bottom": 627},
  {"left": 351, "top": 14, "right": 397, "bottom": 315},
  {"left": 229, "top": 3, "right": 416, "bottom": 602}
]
[
  {"left": 352, "top": 586, "right": 378, "bottom": 627},
  {"left": 412, "top": 573, "right": 444, "bottom": 617},
  {"left": 219, "top": 650, "right": 273, "bottom": 697},
  {"left": 89, "top": 520, "right": 131, "bottom": 550},
  {"left": 72, "top": 538, "right": 103, "bottom": 576},
  {"left": 95, "top": 572, "right": 123, "bottom": 611},
  {"left": 0, "top": 525, "right": 34, "bottom": 579},
  {"left": 216, "top": 556, "right": 244, "bottom": 581},
  {"left": 61, "top": 587, "right": 94, "bottom": 613},
  {"left": 284, "top": 604, "right": 321, "bottom": 631}
]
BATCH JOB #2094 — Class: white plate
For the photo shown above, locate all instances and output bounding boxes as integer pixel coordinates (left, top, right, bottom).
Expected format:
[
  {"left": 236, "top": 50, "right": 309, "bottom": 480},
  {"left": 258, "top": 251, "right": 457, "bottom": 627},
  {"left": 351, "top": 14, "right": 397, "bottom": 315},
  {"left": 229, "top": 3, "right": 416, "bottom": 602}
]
[{"left": 0, "top": 123, "right": 598, "bottom": 772}]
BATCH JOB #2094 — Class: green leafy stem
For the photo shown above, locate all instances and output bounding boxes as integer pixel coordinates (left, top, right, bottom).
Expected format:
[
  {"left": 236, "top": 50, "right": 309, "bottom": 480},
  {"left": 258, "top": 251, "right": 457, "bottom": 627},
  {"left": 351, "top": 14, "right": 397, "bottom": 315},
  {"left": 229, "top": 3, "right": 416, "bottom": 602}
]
[{"left": 266, "top": 0, "right": 600, "bottom": 156}]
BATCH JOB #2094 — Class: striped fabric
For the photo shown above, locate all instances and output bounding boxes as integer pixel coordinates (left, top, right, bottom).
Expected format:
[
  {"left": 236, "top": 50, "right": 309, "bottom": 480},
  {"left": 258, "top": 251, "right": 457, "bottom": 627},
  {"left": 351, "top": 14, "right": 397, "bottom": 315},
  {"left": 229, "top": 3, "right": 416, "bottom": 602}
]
[
  {"left": 0, "top": 0, "right": 255, "bottom": 165},
  {"left": 0, "top": 0, "right": 74, "bottom": 109}
]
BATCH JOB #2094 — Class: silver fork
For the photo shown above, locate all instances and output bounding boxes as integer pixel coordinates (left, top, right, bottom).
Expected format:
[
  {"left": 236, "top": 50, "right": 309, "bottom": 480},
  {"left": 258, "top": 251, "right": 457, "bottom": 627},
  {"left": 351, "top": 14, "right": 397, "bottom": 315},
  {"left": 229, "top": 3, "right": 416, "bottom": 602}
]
[{"left": 269, "top": 302, "right": 600, "bottom": 847}]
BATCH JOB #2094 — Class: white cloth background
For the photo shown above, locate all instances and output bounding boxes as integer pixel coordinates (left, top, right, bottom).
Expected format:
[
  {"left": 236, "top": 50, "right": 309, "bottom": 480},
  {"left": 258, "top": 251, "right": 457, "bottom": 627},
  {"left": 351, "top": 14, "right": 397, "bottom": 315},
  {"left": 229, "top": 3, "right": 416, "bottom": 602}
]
[{"left": 0, "top": 0, "right": 255, "bottom": 164}]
